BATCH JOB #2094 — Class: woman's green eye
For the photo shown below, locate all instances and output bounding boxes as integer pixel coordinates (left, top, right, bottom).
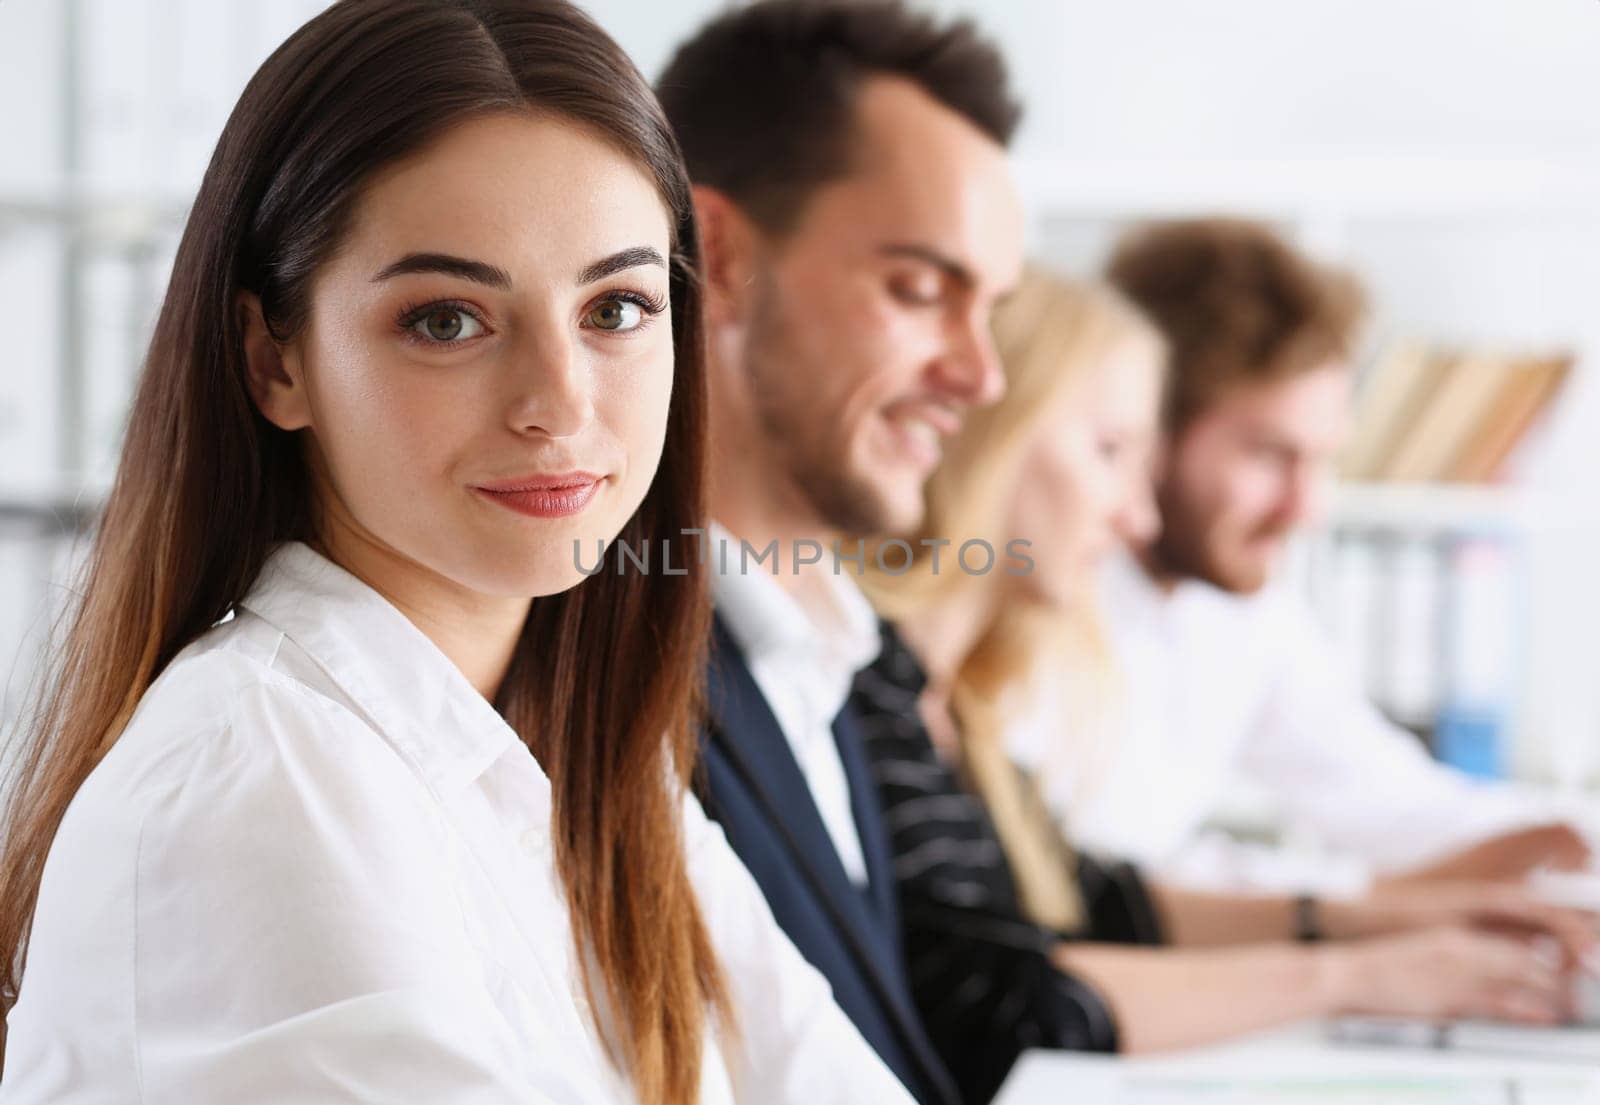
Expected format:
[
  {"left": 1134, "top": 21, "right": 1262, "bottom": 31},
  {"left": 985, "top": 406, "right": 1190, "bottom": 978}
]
[
  {"left": 587, "top": 298, "right": 643, "bottom": 332},
  {"left": 411, "top": 307, "right": 483, "bottom": 343}
]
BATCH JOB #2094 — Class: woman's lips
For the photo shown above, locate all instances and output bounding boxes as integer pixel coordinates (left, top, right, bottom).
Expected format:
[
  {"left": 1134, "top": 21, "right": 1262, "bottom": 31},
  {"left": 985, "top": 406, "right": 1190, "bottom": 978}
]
[{"left": 472, "top": 473, "right": 603, "bottom": 519}]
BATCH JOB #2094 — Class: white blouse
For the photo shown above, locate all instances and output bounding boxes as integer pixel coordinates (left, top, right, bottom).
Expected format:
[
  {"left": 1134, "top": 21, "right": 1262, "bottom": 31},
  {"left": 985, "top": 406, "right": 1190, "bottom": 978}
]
[{"left": 1, "top": 542, "right": 913, "bottom": 1105}]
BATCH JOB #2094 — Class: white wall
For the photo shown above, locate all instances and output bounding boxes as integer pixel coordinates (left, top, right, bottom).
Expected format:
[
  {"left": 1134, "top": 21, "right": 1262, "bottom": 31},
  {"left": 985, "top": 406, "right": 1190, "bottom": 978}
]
[{"left": 603, "top": 0, "right": 1600, "bottom": 156}]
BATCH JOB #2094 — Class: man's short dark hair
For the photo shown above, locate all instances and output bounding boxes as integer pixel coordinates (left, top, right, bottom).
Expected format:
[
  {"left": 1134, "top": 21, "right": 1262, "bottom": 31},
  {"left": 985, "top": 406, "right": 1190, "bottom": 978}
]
[{"left": 657, "top": 0, "right": 1020, "bottom": 234}]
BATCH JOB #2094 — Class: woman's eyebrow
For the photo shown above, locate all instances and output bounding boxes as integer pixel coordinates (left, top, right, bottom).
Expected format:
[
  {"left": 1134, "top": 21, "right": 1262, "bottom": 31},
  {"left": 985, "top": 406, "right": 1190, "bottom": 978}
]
[
  {"left": 372, "top": 252, "right": 513, "bottom": 289},
  {"left": 371, "top": 247, "right": 665, "bottom": 290},
  {"left": 577, "top": 246, "right": 666, "bottom": 286}
]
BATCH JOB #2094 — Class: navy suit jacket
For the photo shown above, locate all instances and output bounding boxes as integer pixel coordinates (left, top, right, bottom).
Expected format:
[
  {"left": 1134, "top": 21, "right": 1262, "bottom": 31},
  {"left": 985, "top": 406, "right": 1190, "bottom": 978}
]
[{"left": 697, "top": 617, "right": 960, "bottom": 1105}]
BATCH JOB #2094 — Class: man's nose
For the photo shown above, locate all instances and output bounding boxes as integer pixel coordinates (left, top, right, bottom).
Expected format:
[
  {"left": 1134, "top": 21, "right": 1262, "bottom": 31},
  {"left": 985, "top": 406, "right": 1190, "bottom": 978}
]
[
  {"left": 938, "top": 309, "right": 1005, "bottom": 408},
  {"left": 1276, "top": 461, "right": 1330, "bottom": 531}
]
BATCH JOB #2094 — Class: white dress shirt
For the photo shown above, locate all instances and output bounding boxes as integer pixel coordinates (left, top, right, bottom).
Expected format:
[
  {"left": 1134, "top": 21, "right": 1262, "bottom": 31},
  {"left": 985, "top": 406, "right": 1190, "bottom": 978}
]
[
  {"left": 1, "top": 542, "right": 912, "bottom": 1105},
  {"left": 707, "top": 524, "right": 881, "bottom": 887},
  {"left": 1019, "top": 546, "right": 1586, "bottom": 891}
]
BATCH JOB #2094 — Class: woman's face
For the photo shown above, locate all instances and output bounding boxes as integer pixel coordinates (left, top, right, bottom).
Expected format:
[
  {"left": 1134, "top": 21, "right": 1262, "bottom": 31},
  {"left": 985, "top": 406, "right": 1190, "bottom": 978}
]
[
  {"left": 1006, "top": 338, "right": 1164, "bottom": 609},
  {"left": 258, "top": 112, "right": 675, "bottom": 599}
]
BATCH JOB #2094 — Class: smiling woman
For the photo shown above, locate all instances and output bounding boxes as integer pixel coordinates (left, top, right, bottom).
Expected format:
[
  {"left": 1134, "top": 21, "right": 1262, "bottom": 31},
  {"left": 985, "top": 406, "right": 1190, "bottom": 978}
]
[
  {"left": 240, "top": 110, "right": 679, "bottom": 636},
  {"left": 0, "top": 3, "right": 911, "bottom": 1105}
]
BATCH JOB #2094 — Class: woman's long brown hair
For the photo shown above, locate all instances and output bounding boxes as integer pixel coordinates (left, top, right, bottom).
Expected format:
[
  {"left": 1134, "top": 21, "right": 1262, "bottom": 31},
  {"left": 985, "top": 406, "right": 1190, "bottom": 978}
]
[{"left": 0, "top": 3, "right": 727, "bottom": 1101}]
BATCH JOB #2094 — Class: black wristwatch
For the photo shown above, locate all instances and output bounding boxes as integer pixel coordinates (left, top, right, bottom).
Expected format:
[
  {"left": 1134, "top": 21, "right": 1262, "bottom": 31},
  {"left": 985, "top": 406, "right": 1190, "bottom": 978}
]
[{"left": 1293, "top": 894, "right": 1324, "bottom": 943}]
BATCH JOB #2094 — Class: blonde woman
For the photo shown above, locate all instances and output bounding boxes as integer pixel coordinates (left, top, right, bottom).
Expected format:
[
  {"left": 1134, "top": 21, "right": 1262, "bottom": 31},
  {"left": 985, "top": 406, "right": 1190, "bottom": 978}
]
[{"left": 853, "top": 268, "right": 1594, "bottom": 1104}]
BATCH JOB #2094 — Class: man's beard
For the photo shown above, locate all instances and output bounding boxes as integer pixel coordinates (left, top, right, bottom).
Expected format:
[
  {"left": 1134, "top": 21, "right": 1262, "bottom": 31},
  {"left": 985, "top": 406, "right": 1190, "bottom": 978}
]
[
  {"left": 1149, "top": 477, "right": 1278, "bottom": 595},
  {"left": 742, "top": 289, "right": 905, "bottom": 539}
]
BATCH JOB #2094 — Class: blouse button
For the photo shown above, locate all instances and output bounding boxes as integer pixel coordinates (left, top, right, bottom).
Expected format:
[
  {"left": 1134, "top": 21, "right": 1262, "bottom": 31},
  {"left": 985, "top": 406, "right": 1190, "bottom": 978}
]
[{"left": 520, "top": 828, "right": 547, "bottom": 859}]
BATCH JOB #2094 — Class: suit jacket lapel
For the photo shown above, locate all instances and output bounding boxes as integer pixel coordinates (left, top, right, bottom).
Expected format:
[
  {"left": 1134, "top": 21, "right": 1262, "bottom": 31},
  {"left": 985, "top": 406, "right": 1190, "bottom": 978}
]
[
  {"left": 705, "top": 621, "right": 866, "bottom": 905},
  {"left": 704, "top": 618, "right": 958, "bottom": 1105}
]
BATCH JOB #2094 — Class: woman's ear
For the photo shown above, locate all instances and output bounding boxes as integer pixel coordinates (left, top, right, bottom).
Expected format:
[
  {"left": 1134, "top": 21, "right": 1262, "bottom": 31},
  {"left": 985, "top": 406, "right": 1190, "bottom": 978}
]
[
  {"left": 692, "top": 185, "right": 762, "bottom": 328},
  {"left": 237, "top": 292, "right": 312, "bottom": 431}
]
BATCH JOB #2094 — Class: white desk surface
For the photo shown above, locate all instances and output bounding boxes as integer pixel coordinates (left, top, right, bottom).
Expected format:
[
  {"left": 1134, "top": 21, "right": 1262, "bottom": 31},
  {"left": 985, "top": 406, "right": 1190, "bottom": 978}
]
[{"left": 995, "top": 1020, "right": 1600, "bottom": 1104}]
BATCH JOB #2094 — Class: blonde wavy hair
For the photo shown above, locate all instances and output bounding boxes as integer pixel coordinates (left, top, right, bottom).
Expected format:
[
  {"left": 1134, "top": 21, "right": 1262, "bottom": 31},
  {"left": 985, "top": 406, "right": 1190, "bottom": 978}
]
[{"left": 862, "top": 266, "right": 1164, "bottom": 927}]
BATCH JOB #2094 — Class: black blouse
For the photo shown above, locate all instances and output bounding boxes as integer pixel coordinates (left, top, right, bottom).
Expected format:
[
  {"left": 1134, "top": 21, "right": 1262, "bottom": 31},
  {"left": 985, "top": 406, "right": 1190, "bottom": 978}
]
[{"left": 850, "top": 620, "right": 1165, "bottom": 1105}]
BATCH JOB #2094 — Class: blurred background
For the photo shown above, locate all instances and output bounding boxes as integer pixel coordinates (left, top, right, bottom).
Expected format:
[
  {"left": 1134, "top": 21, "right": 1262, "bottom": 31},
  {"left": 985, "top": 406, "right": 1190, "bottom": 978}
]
[{"left": 2, "top": 1, "right": 1598, "bottom": 805}]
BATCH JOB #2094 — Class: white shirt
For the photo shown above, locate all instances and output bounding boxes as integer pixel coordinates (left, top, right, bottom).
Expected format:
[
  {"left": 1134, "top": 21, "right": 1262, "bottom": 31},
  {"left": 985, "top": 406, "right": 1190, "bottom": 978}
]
[
  {"left": 1023, "top": 545, "right": 1586, "bottom": 891},
  {"left": 708, "top": 524, "right": 881, "bottom": 886},
  {"left": 1, "top": 542, "right": 912, "bottom": 1105}
]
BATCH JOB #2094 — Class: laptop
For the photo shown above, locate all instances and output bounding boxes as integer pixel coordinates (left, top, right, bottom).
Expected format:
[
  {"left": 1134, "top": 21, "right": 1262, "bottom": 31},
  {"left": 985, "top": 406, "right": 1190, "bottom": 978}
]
[{"left": 1327, "top": 1017, "right": 1600, "bottom": 1062}]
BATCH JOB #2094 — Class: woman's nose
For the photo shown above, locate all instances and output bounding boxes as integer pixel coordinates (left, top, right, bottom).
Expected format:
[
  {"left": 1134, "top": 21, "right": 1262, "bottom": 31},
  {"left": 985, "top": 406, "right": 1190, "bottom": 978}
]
[
  {"left": 1116, "top": 476, "right": 1161, "bottom": 544},
  {"left": 506, "top": 331, "right": 595, "bottom": 439}
]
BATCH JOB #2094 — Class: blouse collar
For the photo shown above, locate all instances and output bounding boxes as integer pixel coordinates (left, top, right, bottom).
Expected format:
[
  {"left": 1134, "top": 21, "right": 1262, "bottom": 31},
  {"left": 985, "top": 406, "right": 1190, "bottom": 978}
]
[{"left": 238, "top": 541, "right": 525, "bottom": 800}]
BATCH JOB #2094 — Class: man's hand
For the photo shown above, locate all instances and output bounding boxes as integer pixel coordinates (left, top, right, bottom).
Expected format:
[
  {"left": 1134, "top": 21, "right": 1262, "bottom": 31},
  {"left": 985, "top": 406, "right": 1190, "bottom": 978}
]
[
  {"left": 1324, "top": 927, "right": 1581, "bottom": 1025},
  {"left": 1386, "top": 824, "right": 1592, "bottom": 886}
]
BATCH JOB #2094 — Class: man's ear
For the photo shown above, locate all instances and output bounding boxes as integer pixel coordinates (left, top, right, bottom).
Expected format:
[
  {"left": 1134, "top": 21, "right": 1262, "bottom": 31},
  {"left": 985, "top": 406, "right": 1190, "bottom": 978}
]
[
  {"left": 692, "top": 185, "right": 763, "bottom": 327},
  {"left": 237, "top": 292, "right": 311, "bottom": 432}
]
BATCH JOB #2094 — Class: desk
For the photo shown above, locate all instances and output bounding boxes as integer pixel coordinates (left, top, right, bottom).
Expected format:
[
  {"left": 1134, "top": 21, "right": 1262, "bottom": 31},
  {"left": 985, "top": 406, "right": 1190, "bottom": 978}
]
[{"left": 995, "top": 1021, "right": 1600, "bottom": 1104}]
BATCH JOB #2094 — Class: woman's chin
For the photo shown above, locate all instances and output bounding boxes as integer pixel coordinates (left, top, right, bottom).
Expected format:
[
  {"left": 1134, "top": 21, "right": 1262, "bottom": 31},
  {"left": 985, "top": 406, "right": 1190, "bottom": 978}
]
[
  {"left": 481, "top": 557, "right": 617, "bottom": 600},
  {"left": 437, "top": 535, "right": 613, "bottom": 601}
]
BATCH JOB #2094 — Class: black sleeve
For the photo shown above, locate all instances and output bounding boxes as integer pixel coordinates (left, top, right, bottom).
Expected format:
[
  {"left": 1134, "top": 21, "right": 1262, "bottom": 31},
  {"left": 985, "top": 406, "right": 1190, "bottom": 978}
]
[
  {"left": 898, "top": 897, "right": 1120, "bottom": 1104},
  {"left": 1075, "top": 854, "right": 1167, "bottom": 947},
  {"left": 853, "top": 625, "right": 1124, "bottom": 1104}
]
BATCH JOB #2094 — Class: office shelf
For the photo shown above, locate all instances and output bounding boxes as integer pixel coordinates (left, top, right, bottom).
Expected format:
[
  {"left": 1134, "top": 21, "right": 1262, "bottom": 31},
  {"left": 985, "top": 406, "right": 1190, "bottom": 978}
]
[
  {"left": 1327, "top": 482, "right": 1584, "bottom": 535},
  {"left": 0, "top": 485, "right": 102, "bottom": 535},
  {"left": 0, "top": 192, "right": 188, "bottom": 245}
]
